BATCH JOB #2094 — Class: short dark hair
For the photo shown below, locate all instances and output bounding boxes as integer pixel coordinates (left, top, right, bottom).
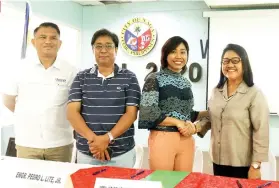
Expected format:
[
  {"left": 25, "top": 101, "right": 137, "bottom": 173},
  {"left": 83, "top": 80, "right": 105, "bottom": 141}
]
[
  {"left": 91, "top": 29, "right": 119, "bottom": 48},
  {"left": 217, "top": 43, "right": 254, "bottom": 88},
  {"left": 33, "top": 22, "right": 60, "bottom": 36},
  {"left": 161, "top": 36, "right": 189, "bottom": 70}
]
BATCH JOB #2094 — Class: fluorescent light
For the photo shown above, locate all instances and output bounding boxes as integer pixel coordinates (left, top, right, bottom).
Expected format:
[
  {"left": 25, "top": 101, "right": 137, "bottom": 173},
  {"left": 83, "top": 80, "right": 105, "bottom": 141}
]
[{"left": 204, "top": 0, "right": 279, "bottom": 7}]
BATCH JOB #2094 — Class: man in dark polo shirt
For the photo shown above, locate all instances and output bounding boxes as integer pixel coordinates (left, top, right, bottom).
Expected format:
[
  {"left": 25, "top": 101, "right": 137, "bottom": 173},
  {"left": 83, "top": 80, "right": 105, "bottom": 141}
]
[{"left": 67, "top": 28, "right": 141, "bottom": 167}]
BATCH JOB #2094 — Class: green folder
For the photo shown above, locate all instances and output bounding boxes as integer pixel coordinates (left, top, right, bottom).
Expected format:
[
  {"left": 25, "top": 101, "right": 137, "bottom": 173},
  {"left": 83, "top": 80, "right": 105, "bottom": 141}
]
[{"left": 143, "top": 170, "right": 189, "bottom": 188}]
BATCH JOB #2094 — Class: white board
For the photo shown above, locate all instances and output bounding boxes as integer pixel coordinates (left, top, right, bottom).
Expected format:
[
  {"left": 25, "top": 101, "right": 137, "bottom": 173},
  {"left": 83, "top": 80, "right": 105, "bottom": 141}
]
[{"left": 205, "top": 10, "right": 279, "bottom": 114}]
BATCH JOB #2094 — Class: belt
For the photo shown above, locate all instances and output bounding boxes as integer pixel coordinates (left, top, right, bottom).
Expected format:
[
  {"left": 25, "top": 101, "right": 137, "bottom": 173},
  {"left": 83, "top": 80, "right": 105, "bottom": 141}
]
[{"left": 149, "top": 125, "right": 179, "bottom": 132}]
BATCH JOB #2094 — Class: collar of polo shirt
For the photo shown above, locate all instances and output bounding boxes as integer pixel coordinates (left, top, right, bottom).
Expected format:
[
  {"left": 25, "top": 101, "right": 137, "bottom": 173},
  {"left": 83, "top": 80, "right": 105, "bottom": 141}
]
[
  {"left": 33, "top": 56, "right": 62, "bottom": 69},
  {"left": 90, "top": 63, "right": 121, "bottom": 77},
  {"left": 97, "top": 71, "right": 114, "bottom": 79}
]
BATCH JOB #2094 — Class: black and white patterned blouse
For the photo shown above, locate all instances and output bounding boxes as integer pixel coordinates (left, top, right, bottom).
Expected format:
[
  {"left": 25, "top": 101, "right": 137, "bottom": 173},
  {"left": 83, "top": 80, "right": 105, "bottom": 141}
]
[{"left": 138, "top": 68, "right": 198, "bottom": 129}]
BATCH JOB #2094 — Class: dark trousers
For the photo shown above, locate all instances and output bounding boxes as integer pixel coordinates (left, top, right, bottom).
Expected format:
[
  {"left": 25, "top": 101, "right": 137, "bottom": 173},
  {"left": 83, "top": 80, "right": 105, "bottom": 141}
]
[{"left": 213, "top": 163, "right": 250, "bottom": 179}]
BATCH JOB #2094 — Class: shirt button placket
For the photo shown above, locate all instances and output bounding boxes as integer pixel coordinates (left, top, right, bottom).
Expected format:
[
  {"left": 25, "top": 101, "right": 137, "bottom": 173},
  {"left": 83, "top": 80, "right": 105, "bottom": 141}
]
[
  {"left": 219, "top": 106, "right": 226, "bottom": 163},
  {"left": 40, "top": 113, "right": 44, "bottom": 139}
]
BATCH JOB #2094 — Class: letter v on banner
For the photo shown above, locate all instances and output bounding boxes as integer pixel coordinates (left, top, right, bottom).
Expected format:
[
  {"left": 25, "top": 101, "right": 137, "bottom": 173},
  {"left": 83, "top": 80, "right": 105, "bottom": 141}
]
[{"left": 21, "top": 2, "right": 30, "bottom": 59}]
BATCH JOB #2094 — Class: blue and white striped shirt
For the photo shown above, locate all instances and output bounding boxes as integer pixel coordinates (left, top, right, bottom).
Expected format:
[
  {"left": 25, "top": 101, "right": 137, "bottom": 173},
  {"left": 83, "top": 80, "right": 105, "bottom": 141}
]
[{"left": 68, "top": 64, "right": 141, "bottom": 157}]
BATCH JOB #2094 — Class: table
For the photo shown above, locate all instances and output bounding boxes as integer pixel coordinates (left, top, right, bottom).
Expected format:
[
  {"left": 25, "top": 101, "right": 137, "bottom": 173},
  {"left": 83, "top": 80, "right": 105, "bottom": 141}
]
[
  {"left": 1, "top": 156, "right": 278, "bottom": 188},
  {"left": 69, "top": 166, "right": 279, "bottom": 188}
]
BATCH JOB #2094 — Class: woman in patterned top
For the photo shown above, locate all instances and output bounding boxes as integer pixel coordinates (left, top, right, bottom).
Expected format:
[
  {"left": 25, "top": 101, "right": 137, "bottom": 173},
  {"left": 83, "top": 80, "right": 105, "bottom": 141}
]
[{"left": 138, "top": 36, "right": 207, "bottom": 171}]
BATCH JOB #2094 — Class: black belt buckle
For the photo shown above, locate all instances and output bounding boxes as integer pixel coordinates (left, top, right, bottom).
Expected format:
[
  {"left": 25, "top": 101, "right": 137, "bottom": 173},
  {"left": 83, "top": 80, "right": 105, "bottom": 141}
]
[{"left": 151, "top": 126, "right": 179, "bottom": 132}]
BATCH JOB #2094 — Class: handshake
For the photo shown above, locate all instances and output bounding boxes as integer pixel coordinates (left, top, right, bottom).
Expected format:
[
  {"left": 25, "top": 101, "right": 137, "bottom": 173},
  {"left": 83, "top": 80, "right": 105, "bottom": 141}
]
[{"left": 176, "top": 120, "right": 201, "bottom": 137}]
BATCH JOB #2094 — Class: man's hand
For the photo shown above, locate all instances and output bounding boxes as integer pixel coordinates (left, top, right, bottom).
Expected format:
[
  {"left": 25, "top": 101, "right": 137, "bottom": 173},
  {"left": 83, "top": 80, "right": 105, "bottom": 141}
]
[
  {"left": 2, "top": 94, "right": 16, "bottom": 112},
  {"left": 88, "top": 135, "right": 110, "bottom": 161},
  {"left": 248, "top": 166, "right": 261, "bottom": 179},
  {"left": 178, "top": 121, "right": 196, "bottom": 137},
  {"left": 92, "top": 149, "right": 111, "bottom": 161},
  {"left": 104, "top": 149, "right": 111, "bottom": 161}
]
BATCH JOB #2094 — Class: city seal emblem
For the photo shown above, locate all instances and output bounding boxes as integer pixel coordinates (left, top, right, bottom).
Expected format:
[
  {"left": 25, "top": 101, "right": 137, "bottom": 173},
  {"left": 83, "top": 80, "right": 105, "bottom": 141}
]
[{"left": 120, "top": 18, "right": 157, "bottom": 56}]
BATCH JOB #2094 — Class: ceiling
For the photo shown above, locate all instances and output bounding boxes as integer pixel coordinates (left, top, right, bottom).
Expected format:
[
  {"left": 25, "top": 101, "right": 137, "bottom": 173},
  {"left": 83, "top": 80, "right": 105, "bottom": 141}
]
[
  {"left": 72, "top": 0, "right": 279, "bottom": 7},
  {"left": 72, "top": 0, "right": 157, "bottom": 6},
  {"left": 72, "top": 0, "right": 201, "bottom": 6}
]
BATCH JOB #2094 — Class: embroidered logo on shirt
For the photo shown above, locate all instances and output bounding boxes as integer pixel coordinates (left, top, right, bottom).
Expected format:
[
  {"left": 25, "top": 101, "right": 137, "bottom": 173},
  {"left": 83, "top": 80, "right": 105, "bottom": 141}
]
[
  {"left": 55, "top": 78, "right": 67, "bottom": 86},
  {"left": 55, "top": 78, "right": 66, "bottom": 83}
]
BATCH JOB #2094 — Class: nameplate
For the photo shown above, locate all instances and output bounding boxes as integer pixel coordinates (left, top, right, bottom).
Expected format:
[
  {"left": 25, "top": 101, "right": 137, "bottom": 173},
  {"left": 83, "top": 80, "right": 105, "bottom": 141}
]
[
  {"left": 94, "top": 178, "right": 162, "bottom": 188},
  {"left": 15, "top": 171, "right": 62, "bottom": 184},
  {"left": 0, "top": 157, "right": 88, "bottom": 187}
]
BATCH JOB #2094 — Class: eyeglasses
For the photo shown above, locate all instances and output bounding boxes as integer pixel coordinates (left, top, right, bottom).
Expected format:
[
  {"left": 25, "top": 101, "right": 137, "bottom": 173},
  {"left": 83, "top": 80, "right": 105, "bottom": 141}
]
[
  {"left": 222, "top": 57, "right": 241, "bottom": 65},
  {"left": 93, "top": 44, "right": 115, "bottom": 51}
]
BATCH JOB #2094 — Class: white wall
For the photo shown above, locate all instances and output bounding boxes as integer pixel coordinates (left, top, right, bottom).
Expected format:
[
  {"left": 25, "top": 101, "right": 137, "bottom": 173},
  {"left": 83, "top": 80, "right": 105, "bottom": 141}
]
[{"left": 4, "top": 1, "right": 83, "bottom": 29}]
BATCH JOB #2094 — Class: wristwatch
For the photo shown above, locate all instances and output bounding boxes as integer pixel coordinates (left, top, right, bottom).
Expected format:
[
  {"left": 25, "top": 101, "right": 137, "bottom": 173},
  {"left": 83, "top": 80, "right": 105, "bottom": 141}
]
[
  {"left": 107, "top": 132, "right": 114, "bottom": 143},
  {"left": 251, "top": 162, "right": 261, "bottom": 169}
]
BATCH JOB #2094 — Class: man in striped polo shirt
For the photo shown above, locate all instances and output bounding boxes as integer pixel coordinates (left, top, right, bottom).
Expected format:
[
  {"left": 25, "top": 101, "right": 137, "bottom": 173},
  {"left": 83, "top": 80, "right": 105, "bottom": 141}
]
[{"left": 67, "top": 29, "right": 141, "bottom": 167}]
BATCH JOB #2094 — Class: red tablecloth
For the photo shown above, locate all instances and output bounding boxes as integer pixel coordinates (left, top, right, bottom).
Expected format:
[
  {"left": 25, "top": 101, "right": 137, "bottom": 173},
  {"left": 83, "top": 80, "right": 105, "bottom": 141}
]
[
  {"left": 176, "top": 173, "right": 279, "bottom": 188},
  {"left": 70, "top": 166, "right": 279, "bottom": 188}
]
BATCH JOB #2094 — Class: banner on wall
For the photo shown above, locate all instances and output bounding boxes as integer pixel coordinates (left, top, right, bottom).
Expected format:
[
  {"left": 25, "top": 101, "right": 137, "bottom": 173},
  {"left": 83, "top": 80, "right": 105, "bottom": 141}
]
[
  {"left": 21, "top": 2, "right": 30, "bottom": 59},
  {"left": 120, "top": 17, "right": 157, "bottom": 57}
]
